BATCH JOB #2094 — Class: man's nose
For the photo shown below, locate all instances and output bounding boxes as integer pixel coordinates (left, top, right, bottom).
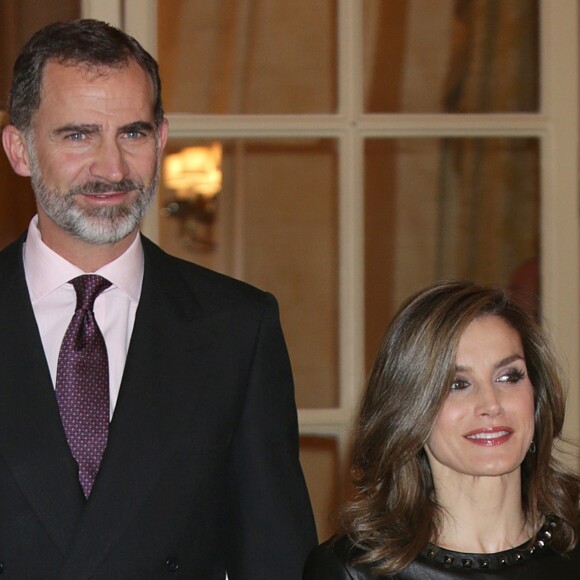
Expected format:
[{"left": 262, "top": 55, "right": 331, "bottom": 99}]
[{"left": 90, "top": 140, "right": 129, "bottom": 183}]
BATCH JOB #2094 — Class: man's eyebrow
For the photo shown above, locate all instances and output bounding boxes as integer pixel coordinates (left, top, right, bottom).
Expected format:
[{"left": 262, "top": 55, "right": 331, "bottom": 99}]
[
  {"left": 52, "top": 123, "right": 101, "bottom": 136},
  {"left": 120, "top": 121, "right": 155, "bottom": 134}
]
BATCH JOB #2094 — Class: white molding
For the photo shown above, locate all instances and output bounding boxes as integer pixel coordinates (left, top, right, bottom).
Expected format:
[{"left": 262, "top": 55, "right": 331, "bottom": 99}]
[
  {"left": 540, "top": 0, "right": 580, "bottom": 449},
  {"left": 164, "top": 113, "right": 552, "bottom": 136},
  {"left": 81, "top": 0, "right": 122, "bottom": 25},
  {"left": 298, "top": 408, "right": 354, "bottom": 431},
  {"left": 123, "top": 0, "right": 158, "bottom": 55},
  {"left": 337, "top": 0, "right": 365, "bottom": 415},
  {"left": 123, "top": 0, "right": 160, "bottom": 242}
]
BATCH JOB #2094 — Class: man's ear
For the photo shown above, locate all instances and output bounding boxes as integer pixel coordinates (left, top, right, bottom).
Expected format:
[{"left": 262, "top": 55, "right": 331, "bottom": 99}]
[
  {"left": 157, "top": 118, "right": 169, "bottom": 154},
  {"left": 2, "top": 125, "right": 32, "bottom": 177}
]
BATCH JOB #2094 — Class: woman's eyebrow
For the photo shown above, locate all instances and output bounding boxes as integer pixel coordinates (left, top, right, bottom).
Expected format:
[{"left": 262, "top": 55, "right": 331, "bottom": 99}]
[{"left": 455, "top": 354, "right": 525, "bottom": 373}]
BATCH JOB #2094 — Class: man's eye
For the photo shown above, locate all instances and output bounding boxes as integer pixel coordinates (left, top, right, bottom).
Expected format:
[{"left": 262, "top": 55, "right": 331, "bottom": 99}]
[
  {"left": 124, "top": 131, "right": 144, "bottom": 139},
  {"left": 66, "top": 133, "right": 85, "bottom": 141},
  {"left": 451, "top": 379, "right": 469, "bottom": 391},
  {"left": 496, "top": 369, "right": 526, "bottom": 383}
]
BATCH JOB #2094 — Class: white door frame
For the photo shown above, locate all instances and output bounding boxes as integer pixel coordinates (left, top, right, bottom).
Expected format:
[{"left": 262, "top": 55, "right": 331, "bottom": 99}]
[{"left": 83, "top": 0, "right": 580, "bottom": 459}]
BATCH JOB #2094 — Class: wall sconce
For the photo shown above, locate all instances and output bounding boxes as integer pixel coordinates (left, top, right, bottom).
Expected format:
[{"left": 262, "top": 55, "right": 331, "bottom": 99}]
[{"left": 161, "top": 142, "right": 222, "bottom": 251}]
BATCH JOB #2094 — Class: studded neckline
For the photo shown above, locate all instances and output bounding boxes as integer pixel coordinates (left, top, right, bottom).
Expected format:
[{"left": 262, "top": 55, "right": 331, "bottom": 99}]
[{"left": 420, "top": 521, "right": 556, "bottom": 571}]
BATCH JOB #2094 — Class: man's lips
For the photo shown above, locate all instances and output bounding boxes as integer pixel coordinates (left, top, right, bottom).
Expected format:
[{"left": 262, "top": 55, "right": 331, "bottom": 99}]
[
  {"left": 83, "top": 191, "right": 129, "bottom": 197},
  {"left": 70, "top": 179, "right": 142, "bottom": 197},
  {"left": 464, "top": 427, "right": 514, "bottom": 446},
  {"left": 80, "top": 190, "right": 134, "bottom": 203}
]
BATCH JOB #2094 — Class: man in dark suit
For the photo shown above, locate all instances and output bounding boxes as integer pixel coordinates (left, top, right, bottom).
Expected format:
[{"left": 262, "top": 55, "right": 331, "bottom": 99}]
[{"left": 0, "top": 19, "right": 316, "bottom": 579}]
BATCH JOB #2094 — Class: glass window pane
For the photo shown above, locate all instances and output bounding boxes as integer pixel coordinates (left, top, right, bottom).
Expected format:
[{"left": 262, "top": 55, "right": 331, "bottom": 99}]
[
  {"left": 364, "top": 137, "right": 540, "bottom": 368},
  {"left": 363, "top": 0, "right": 539, "bottom": 113},
  {"left": 159, "top": 138, "right": 339, "bottom": 409},
  {"left": 158, "top": 0, "right": 337, "bottom": 114},
  {"left": 300, "top": 436, "right": 342, "bottom": 542}
]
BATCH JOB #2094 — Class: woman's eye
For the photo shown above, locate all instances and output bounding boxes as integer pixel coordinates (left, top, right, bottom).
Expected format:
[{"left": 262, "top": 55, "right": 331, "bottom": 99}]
[
  {"left": 451, "top": 378, "right": 470, "bottom": 391},
  {"left": 496, "top": 369, "right": 526, "bottom": 383}
]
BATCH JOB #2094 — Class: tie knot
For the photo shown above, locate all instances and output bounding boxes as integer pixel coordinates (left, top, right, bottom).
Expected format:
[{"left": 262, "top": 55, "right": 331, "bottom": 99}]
[{"left": 70, "top": 275, "right": 112, "bottom": 311}]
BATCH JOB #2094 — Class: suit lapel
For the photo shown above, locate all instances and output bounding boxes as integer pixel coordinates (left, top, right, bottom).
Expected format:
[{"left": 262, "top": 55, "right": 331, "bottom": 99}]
[
  {"left": 57, "top": 237, "right": 211, "bottom": 578},
  {"left": 0, "top": 237, "right": 85, "bottom": 554}
]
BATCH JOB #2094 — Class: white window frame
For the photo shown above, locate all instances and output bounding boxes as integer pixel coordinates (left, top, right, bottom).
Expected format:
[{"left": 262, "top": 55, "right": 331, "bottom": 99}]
[{"left": 83, "top": 0, "right": 580, "bottom": 464}]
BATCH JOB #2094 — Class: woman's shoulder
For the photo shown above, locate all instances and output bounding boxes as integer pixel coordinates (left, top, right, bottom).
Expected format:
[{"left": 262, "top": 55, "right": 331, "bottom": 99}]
[
  {"left": 404, "top": 536, "right": 580, "bottom": 578},
  {"left": 547, "top": 541, "right": 580, "bottom": 574},
  {"left": 303, "top": 535, "right": 393, "bottom": 580},
  {"left": 303, "top": 534, "right": 580, "bottom": 579}
]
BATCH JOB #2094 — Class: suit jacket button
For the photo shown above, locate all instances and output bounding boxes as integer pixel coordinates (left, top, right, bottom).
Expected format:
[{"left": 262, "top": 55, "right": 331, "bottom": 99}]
[
  {"left": 0, "top": 561, "right": 4, "bottom": 573},
  {"left": 165, "top": 558, "right": 179, "bottom": 572}
]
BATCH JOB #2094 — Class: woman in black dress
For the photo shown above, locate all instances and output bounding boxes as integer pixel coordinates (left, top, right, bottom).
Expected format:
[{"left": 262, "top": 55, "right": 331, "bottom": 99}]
[{"left": 304, "top": 280, "right": 579, "bottom": 578}]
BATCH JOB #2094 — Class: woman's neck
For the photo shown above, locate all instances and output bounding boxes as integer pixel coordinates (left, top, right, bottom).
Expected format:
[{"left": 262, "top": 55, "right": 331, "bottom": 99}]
[{"left": 433, "top": 471, "right": 535, "bottom": 553}]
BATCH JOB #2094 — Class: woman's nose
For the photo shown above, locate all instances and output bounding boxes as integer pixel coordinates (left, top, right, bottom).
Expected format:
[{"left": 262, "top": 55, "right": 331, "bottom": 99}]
[{"left": 475, "top": 383, "right": 504, "bottom": 417}]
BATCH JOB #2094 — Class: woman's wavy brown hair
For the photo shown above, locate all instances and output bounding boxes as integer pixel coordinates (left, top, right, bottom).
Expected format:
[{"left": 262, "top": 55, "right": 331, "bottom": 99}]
[{"left": 338, "top": 279, "right": 579, "bottom": 575}]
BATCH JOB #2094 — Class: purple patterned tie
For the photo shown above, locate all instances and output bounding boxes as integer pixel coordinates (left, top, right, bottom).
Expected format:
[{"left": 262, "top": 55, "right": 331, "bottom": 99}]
[{"left": 56, "top": 274, "right": 112, "bottom": 498}]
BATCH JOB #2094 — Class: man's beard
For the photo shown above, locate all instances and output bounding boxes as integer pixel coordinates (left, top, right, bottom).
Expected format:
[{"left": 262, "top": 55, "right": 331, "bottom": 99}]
[{"left": 27, "top": 143, "right": 159, "bottom": 245}]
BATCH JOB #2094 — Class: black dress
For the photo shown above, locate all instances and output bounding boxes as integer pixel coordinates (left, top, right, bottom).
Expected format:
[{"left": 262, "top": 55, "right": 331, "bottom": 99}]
[{"left": 303, "top": 527, "right": 580, "bottom": 579}]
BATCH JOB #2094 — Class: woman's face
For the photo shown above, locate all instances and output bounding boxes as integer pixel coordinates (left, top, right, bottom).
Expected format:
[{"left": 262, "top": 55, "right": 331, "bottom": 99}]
[{"left": 425, "top": 315, "right": 535, "bottom": 483}]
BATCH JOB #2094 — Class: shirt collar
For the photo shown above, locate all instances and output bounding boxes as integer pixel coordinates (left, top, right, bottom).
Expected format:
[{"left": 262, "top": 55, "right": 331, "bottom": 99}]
[{"left": 23, "top": 215, "right": 144, "bottom": 304}]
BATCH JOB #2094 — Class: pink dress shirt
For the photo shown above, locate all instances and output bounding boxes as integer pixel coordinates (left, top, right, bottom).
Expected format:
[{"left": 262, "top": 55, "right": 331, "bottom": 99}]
[{"left": 23, "top": 216, "right": 144, "bottom": 419}]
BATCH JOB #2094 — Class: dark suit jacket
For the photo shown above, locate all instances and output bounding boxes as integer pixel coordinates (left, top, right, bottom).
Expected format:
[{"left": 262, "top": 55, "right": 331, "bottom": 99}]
[{"left": 0, "top": 233, "right": 317, "bottom": 579}]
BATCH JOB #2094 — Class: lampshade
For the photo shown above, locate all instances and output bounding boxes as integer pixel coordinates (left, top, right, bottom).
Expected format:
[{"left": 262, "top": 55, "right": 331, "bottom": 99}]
[{"left": 163, "top": 143, "right": 222, "bottom": 199}]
